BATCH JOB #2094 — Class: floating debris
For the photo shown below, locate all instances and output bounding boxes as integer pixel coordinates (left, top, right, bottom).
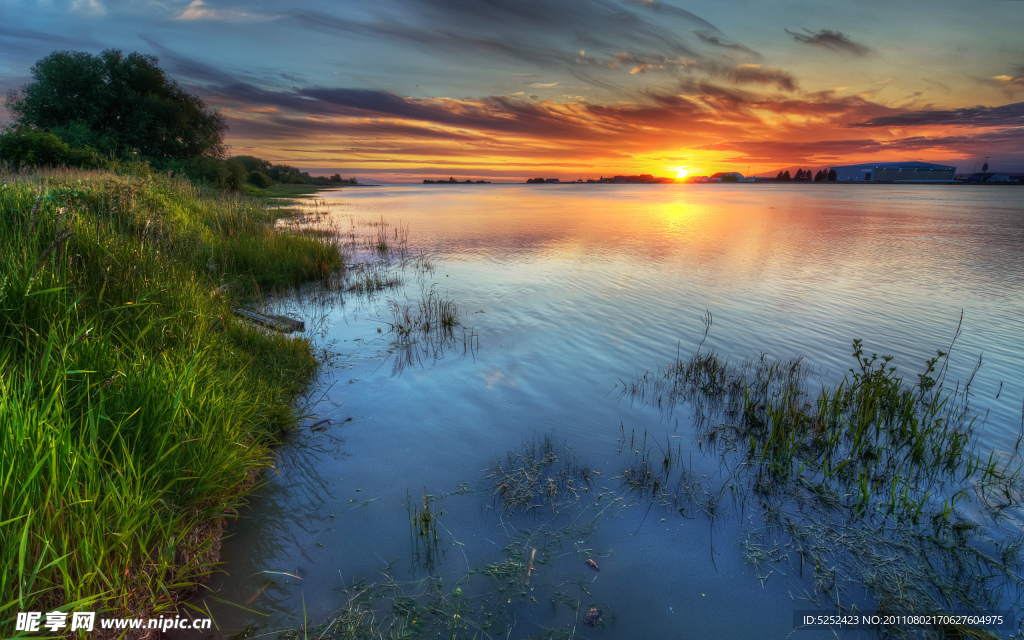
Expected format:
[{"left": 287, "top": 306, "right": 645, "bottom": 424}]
[
  {"left": 309, "top": 419, "right": 333, "bottom": 431},
  {"left": 583, "top": 607, "right": 603, "bottom": 627},
  {"left": 232, "top": 307, "right": 305, "bottom": 333}
]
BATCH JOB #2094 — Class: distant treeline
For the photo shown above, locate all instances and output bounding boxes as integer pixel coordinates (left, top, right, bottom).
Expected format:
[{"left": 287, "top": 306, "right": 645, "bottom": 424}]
[
  {"left": 0, "top": 126, "right": 357, "bottom": 190},
  {"left": 175, "top": 155, "right": 358, "bottom": 190},
  {"left": 423, "top": 177, "right": 491, "bottom": 183},
  {"left": 775, "top": 168, "right": 837, "bottom": 182},
  {"left": 0, "top": 48, "right": 356, "bottom": 191}
]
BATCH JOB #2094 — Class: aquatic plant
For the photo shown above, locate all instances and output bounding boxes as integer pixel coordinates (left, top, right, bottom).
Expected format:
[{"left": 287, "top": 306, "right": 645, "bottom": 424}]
[
  {"left": 624, "top": 335, "right": 1024, "bottom": 637},
  {"left": 485, "top": 437, "right": 596, "bottom": 514},
  {"left": 271, "top": 437, "right": 623, "bottom": 640},
  {"left": 408, "top": 491, "right": 442, "bottom": 572},
  {"left": 387, "top": 285, "right": 460, "bottom": 343},
  {"left": 345, "top": 261, "right": 404, "bottom": 295},
  {"left": 361, "top": 216, "right": 409, "bottom": 256}
]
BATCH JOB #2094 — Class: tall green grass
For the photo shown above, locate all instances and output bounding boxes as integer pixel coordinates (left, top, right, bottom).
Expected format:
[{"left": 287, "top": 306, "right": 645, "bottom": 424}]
[{"left": 0, "top": 168, "right": 341, "bottom": 630}]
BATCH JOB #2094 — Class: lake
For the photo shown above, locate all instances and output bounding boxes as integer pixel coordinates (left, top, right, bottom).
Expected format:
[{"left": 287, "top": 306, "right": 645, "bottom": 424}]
[{"left": 194, "top": 184, "right": 1024, "bottom": 639}]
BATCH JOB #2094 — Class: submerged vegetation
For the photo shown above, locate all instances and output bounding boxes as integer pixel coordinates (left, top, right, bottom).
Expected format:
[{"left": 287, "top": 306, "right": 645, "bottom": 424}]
[
  {"left": 0, "top": 168, "right": 344, "bottom": 629},
  {"left": 622, "top": 330, "right": 1024, "bottom": 637},
  {"left": 276, "top": 441, "right": 623, "bottom": 640},
  {"left": 486, "top": 436, "right": 597, "bottom": 515}
]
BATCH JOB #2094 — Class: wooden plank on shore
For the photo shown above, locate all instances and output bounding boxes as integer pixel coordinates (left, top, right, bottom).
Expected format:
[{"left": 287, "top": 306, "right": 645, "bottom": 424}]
[{"left": 232, "top": 307, "right": 305, "bottom": 333}]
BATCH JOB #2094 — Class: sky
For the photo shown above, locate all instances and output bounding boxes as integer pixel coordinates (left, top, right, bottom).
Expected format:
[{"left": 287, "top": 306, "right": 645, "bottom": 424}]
[{"left": 2, "top": 0, "right": 1024, "bottom": 181}]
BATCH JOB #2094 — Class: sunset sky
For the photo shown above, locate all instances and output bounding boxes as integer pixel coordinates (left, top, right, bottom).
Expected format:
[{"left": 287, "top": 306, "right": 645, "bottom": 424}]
[{"left": 3, "top": 0, "right": 1024, "bottom": 181}]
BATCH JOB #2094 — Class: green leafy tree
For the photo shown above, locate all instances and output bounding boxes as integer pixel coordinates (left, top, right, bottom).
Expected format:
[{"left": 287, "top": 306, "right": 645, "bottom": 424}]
[{"left": 6, "top": 49, "right": 225, "bottom": 160}]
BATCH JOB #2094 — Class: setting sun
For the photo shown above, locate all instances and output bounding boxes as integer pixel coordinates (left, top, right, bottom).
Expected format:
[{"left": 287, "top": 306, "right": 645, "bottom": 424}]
[{"left": 672, "top": 166, "right": 690, "bottom": 180}]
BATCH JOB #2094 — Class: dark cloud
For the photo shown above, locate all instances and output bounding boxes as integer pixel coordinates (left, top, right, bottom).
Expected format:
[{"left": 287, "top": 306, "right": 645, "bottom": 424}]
[
  {"left": 703, "top": 137, "right": 885, "bottom": 164},
  {"left": 727, "top": 64, "right": 797, "bottom": 92},
  {"left": 892, "top": 127, "right": 1024, "bottom": 151},
  {"left": 622, "top": 0, "right": 719, "bottom": 32},
  {"left": 672, "top": 81, "right": 762, "bottom": 116},
  {"left": 224, "top": 114, "right": 483, "bottom": 143},
  {"left": 694, "top": 31, "right": 760, "bottom": 59},
  {"left": 297, "top": 87, "right": 603, "bottom": 138},
  {"left": 703, "top": 126, "right": 1024, "bottom": 167},
  {"left": 854, "top": 101, "right": 1024, "bottom": 127},
  {"left": 712, "top": 123, "right": 1024, "bottom": 165},
  {"left": 0, "top": 24, "right": 101, "bottom": 52},
  {"left": 138, "top": 35, "right": 239, "bottom": 85},
  {"left": 0, "top": 23, "right": 105, "bottom": 100},
  {"left": 199, "top": 72, "right": 740, "bottom": 156},
  {"left": 281, "top": 0, "right": 723, "bottom": 95},
  {"left": 785, "top": 29, "right": 871, "bottom": 56}
]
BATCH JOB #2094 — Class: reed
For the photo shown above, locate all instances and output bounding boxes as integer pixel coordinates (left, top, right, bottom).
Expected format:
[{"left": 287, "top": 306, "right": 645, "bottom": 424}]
[
  {"left": 387, "top": 286, "right": 460, "bottom": 343},
  {"left": 625, "top": 335, "right": 1024, "bottom": 635},
  {"left": 0, "top": 169, "right": 340, "bottom": 627}
]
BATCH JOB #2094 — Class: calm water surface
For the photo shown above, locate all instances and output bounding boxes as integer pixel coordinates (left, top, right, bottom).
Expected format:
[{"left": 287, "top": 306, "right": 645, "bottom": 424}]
[{"left": 197, "top": 184, "right": 1024, "bottom": 639}]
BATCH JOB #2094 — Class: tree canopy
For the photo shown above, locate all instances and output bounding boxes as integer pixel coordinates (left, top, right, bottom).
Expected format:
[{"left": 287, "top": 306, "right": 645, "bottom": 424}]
[{"left": 5, "top": 49, "right": 225, "bottom": 160}]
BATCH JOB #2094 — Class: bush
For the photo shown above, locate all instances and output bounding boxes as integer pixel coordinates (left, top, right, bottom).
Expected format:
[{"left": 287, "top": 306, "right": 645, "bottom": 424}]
[
  {"left": 0, "top": 126, "right": 70, "bottom": 166},
  {"left": 179, "top": 157, "right": 246, "bottom": 190},
  {"left": 66, "top": 145, "right": 107, "bottom": 169},
  {"left": 224, "top": 159, "right": 246, "bottom": 191},
  {"left": 0, "top": 127, "right": 112, "bottom": 169},
  {"left": 248, "top": 170, "right": 273, "bottom": 188}
]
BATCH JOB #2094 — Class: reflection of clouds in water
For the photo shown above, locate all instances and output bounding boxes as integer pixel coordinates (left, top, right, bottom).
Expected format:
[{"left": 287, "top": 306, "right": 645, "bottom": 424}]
[
  {"left": 200, "top": 185, "right": 1024, "bottom": 639},
  {"left": 484, "top": 367, "right": 516, "bottom": 389}
]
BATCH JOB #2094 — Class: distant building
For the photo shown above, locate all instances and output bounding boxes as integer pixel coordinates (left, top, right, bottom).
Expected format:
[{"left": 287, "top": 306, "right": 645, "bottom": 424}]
[
  {"left": 597, "top": 174, "right": 672, "bottom": 184},
  {"left": 710, "top": 172, "right": 739, "bottom": 182},
  {"left": 830, "top": 162, "right": 956, "bottom": 182},
  {"left": 965, "top": 172, "right": 1024, "bottom": 183}
]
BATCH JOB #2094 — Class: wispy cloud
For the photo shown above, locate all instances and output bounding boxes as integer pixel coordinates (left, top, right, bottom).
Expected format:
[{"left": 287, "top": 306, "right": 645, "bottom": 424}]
[
  {"left": 280, "top": 0, "right": 725, "bottom": 96},
  {"left": 694, "top": 31, "right": 760, "bottom": 59},
  {"left": 176, "top": 1, "right": 266, "bottom": 22},
  {"left": 210, "top": 74, "right": 1024, "bottom": 174},
  {"left": 785, "top": 29, "right": 871, "bottom": 56},
  {"left": 727, "top": 64, "right": 797, "bottom": 92},
  {"left": 853, "top": 101, "right": 1024, "bottom": 127},
  {"left": 984, "top": 65, "right": 1024, "bottom": 98},
  {"left": 622, "top": 0, "right": 720, "bottom": 32},
  {"left": 71, "top": 0, "right": 106, "bottom": 16}
]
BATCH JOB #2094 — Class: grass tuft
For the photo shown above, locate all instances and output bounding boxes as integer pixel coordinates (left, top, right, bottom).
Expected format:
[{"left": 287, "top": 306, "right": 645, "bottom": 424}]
[{"left": 0, "top": 168, "right": 341, "bottom": 628}]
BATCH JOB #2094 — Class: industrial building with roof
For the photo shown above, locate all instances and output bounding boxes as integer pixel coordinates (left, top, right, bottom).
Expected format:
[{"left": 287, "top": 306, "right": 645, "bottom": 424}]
[{"left": 830, "top": 161, "right": 957, "bottom": 182}]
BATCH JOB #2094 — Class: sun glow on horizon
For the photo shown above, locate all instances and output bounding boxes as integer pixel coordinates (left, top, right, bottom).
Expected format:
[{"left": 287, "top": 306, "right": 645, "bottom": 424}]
[{"left": 671, "top": 166, "right": 690, "bottom": 179}]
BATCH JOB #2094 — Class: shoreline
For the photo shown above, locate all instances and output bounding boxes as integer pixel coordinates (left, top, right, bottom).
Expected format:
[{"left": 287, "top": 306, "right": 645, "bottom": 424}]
[{"left": 0, "top": 169, "right": 339, "bottom": 638}]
